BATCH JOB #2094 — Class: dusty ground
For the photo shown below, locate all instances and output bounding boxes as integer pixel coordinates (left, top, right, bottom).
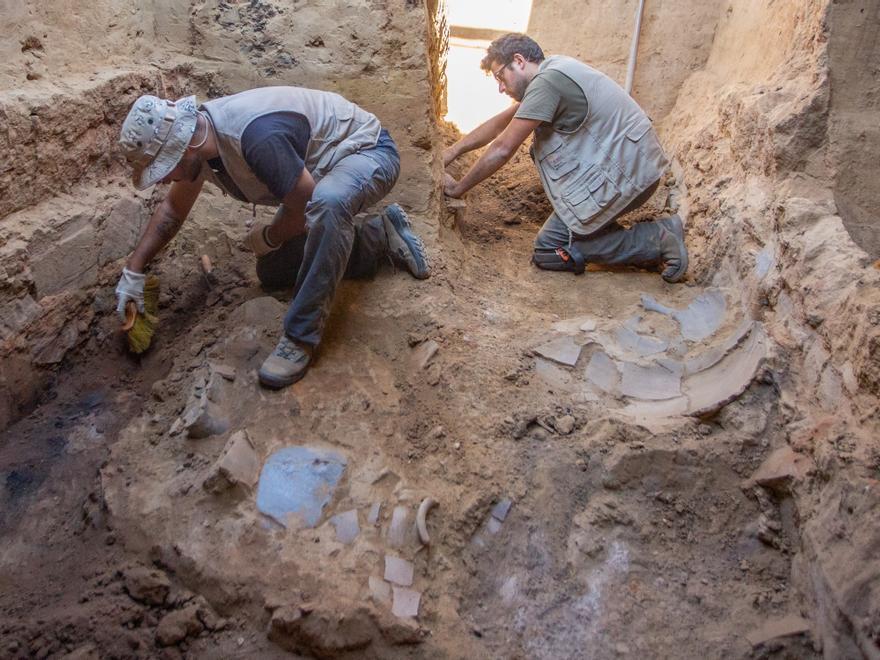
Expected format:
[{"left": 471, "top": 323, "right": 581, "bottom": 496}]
[
  {"left": 1, "top": 3, "right": 878, "bottom": 657},
  {"left": 0, "top": 136, "right": 830, "bottom": 659}
]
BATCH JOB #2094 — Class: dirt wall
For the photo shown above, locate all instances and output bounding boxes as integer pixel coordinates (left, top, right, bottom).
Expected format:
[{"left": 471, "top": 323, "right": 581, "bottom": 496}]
[
  {"left": 827, "top": 0, "right": 880, "bottom": 259},
  {"left": 0, "top": 0, "right": 441, "bottom": 432},
  {"left": 657, "top": 1, "right": 879, "bottom": 655},
  {"left": 526, "top": 0, "right": 726, "bottom": 121}
]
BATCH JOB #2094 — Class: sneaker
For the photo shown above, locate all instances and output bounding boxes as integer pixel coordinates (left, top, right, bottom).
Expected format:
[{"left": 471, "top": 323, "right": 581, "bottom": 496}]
[
  {"left": 258, "top": 335, "right": 312, "bottom": 389},
  {"left": 382, "top": 204, "right": 430, "bottom": 280},
  {"left": 657, "top": 214, "right": 689, "bottom": 283}
]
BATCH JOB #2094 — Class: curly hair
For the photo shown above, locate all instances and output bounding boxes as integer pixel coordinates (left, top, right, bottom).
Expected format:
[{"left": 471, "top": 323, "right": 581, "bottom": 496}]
[{"left": 480, "top": 33, "right": 545, "bottom": 73}]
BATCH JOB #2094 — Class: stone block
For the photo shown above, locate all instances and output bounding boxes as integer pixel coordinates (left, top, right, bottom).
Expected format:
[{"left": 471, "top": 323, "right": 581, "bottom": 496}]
[
  {"left": 123, "top": 566, "right": 171, "bottom": 606},
  {"left": 203, "top": 430, "right": 259, "bottom": 494},
  {"left": 0, "top": 295, "right": 41, "bottom": 341},
  {"left": 30, "top": 213, "right": 98, "bottom": 297},
  {"left": 156, "top": 605, "right": 204, "bottom": 647},
  {"left": 98, "top": 197, "right": 146, "bottom": 266},
  {"left": 745, "top": 614, "right": 810, "bottom": 647},
  {"left": 746, "top": 446, "right": 814, "bottom": 493}
]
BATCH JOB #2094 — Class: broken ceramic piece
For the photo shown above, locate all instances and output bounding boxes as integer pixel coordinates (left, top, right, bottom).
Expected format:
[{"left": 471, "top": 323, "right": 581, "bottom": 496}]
[
  {"left": 329, "top": 509, "right": 360, "bottom": 544},
  {"left": 387, "top": 505, "right": 411, "bottom": 548},
  {"left": 490, "top": 498, "right": 512, "bottom": 522},
  {"left": 391, "top": 587, "right": 421, "bottom": 618},
  {"left": 384, "top": 555, "right": 414, "bottom": 587},
  {"left": 410, "top": 340, "right": 439, "bottom": 371},
  {"left": 585, "top": 350, "right": 620, "bottom": 393},
  {"left": 367, "top": 502, "right": 382, "bottom": 526},
  {"left": 368, "top": 575, "right": 392, "bottom": 605},
  {"left": 745, "top": 614, "right": 810, "bottom": 647},
  {"left": 615, "top": 325, "right": 669, "bottom": 356},
  {"left": 641, "top": 289, "right": 726, "bottom": 341},
  {"left": 684, "top": 325, "right": 767, "bottom": 416},
  {"left": 255, "top": 446, "right": 346, "bottom": 529},
  {"left": 533, "top": 335, "right": 582, "bottom": 367},
  {"left": 620, "top": 361, "right": 682, "bottom": 400}
]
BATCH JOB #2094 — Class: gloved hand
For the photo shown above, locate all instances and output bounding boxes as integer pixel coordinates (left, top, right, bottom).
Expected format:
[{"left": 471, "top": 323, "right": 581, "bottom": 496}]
[
  {"left": 115, "top": 267, "right": 146, "bottom": 320},
  {"left": 244, "top": 223, "right": 281, "bottom": 258}
]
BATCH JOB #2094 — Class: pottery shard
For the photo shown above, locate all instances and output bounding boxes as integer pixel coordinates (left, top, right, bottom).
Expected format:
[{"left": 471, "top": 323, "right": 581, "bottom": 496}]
[
  {"left": 410, "top": 340, "right": 439, "bottom": 370},
  {"left": 391, "top": 587, "right": 421, "bottom": 618},
  {"left": 747, "top": 447, "right": 814, "bottom": 493},
  {"left": 330, "top": 509, "right": 361, "bottom": 544},
  {"left": 123, "top": 566, "right": 170, "bottom": 606},
  {"left": 156, "top": 604, "right": 204, "bottom": 646},
  {"left": 384, "top": 555, "right": 414, "bottom": 587},
  {"left": 745, "top": 614, "right": 810, "bottom": 647},
  {"left": 369, "top": 576, "right": 392, "bottom": 605},
  {"left": 203, "top": 430, "right": 259, "bottom": 494},
  {"left": 533, "top": 335, "right": 582, "bottom": 367}
]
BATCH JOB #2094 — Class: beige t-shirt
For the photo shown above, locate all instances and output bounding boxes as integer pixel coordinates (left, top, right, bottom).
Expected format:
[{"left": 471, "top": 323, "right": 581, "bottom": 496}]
[{"left": 514, "top": 69, "right": 589, "bottom": 132}]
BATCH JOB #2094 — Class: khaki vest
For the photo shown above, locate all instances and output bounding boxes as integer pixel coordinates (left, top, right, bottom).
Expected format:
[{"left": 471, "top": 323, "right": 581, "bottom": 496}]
[
  {"left": 200, "top": 86, "right": 381, "bottom": 205},
  {"left": 530, "top": 56, "right": 669, "bottom": 235}
]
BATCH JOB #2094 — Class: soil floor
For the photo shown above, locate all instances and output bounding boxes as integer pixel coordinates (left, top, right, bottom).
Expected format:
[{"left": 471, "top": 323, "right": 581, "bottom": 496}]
[{"left": 0, "top": 144, "right": 821, "bottom": 659}]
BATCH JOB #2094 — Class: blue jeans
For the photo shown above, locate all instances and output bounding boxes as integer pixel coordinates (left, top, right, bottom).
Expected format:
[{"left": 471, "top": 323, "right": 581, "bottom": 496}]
[{"left": 256, "top": 130, "right": 399, "bottom": 347}]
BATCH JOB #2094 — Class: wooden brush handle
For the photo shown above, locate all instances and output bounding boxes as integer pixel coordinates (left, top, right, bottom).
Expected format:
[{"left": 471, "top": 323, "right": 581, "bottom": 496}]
[{"left": 121, "top": 301, "right": 138, "bottom": 332}]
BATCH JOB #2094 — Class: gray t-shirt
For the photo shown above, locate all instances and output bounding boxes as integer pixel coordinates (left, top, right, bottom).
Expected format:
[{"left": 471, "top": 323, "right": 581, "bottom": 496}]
[{"left": 515, "top": 69, "right": 589, "bottom": 132}]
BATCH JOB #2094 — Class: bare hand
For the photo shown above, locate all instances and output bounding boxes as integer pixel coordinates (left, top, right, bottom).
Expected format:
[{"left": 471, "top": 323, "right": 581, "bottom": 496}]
[{"left": 444, "top": 173, "right": 462, "bottom": 199}]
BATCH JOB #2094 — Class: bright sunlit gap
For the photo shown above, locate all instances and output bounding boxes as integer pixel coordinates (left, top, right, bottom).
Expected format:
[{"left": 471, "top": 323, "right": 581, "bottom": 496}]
[{"left": 444, "top": 0, "right": 534, "bottom": 133}]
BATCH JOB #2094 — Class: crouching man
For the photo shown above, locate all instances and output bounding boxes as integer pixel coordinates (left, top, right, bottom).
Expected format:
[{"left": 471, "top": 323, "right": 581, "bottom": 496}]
[
  {"left": 115, "top": 86, "right": 429, "bottom": 388},
  {"left": 444, "top": 34, "right": 687, "bottom": 281}
]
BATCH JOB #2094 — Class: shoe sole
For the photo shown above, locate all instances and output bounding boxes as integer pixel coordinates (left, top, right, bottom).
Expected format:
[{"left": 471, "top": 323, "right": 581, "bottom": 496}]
[
  {"left": 258, "top": 367, "right": 308, "bottom": 389},
  {"left": 385, "top": 205, "right": 430, "bottom": 279}
]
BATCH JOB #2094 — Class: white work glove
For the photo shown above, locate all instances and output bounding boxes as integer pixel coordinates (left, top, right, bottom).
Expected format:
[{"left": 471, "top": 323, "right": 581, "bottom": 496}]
[
  {"left": 244, "top": 223, "right": 281, "bottom": 258},
  {"left": 115, "top": 267, "right": 146, "bottom": 320}
]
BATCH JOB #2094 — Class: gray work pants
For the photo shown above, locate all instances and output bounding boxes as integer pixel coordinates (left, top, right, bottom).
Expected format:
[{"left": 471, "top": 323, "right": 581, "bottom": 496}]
[
  {"left": 256, "top": 138, "right": 398, "bottom": 347},
  {"left": 534, "top": 179, "right": 663, "bottom": 267}
]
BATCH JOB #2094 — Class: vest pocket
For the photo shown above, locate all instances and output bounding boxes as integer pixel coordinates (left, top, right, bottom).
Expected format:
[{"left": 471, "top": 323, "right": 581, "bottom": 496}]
[
  {"left": 536, "top": 135, "right": 579, "bottom": 180},
  {"left": 563, "top": 168, "right": 621, "bottom": 221}
]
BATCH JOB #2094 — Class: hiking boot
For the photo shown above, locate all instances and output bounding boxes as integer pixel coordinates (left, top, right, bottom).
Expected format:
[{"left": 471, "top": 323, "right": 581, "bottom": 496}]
[
  {"left": 657, "top": 214, "right": 689, "bottom": 283},
  {"left": 258, "top": 335, "right": 312, "bottom": 389},
  {"left": 382, "top": 204, "right": 430, "bottom": 279}
]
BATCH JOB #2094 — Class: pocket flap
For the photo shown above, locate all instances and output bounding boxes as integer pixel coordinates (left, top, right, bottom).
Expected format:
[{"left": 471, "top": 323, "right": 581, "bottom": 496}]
[
  {"left": 625, "top": 120, "right": 652, "bottom": 142},
  {"left": 534, "top": 131, "right": 564, "bottom": 160}
]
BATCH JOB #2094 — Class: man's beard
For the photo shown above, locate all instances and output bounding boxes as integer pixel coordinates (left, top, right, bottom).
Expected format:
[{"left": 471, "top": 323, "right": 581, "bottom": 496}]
[{"left": 509, "top": 78, "right": 528, "bottom": 102}]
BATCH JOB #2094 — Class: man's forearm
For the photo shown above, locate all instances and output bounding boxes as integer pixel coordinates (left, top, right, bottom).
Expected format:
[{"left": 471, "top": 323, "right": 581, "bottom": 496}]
[
  {"left": 267, "top": 168, "right": 316, "bottom": 245},
  {"left": 127, "top": 204, "right": 184, "bottom": 272},
  {"left": 451, "top": 143, "right": 515, "bottom": 197},
  {"left": 267, "top": 203, "right": 307, "bottom": 245},
  {"left": 446, "top": 104, "right": 519, "bottom": 164}
]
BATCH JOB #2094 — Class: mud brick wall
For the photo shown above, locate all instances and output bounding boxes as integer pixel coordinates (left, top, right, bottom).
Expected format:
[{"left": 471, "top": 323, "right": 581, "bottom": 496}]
[
  {"left": 0, "top": 0, "right": 442, "bottom": 431},
  {"left": 426, "top": 0, "right": 450, "bottom": 119},
  {"left": 827, "top": 0, "right": 880, "bottom": 259},
  {"left": 527, "top": 0, "right": 726, "bottom": 121}
]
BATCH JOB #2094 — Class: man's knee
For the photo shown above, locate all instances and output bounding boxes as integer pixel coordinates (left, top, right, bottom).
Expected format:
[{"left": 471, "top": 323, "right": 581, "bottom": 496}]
[
  {"left": 307, "top": 188, "right": 357, "bottom": 231},
  {"left": 532, "top": 245, "right": 586, "bottom": 274}
]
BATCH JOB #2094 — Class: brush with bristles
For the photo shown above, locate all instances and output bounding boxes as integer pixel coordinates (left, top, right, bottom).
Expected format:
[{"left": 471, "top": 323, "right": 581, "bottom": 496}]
[{"left": 121, "top": 275, "right": 160, "bottom": 354}]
